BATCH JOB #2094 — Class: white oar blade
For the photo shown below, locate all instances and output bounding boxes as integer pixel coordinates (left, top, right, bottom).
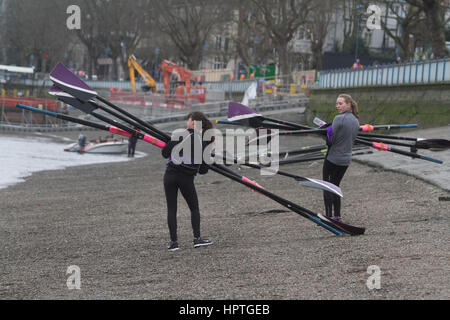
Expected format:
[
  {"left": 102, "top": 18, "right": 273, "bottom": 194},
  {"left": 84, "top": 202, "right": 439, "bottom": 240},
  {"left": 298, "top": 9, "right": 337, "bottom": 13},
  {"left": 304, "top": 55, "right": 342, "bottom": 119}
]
[
  {"left": 298, "top": 178, "right": 343, "bottom": 198},
  {"left": 247, "top": 132, "right": 277, "bottom": 145}
]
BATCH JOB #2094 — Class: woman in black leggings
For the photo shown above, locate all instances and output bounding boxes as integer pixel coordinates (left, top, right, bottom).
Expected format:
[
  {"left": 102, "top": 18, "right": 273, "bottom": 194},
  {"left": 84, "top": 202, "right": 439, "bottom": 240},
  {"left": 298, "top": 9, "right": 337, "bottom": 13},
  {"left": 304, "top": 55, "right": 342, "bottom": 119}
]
[
  {"left": 161, "top": 111, "right": 214, "bottom": 251},
  {"left": 323, "top": 94, "right": 360, "bottom": 221}
]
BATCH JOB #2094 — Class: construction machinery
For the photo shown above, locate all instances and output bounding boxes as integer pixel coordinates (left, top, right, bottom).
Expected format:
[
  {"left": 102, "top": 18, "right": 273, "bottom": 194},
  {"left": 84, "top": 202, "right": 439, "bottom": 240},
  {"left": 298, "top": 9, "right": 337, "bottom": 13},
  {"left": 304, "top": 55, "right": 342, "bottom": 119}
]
[
  {"left": 128, "top": 55, "right": 157, "bottom": 93},
  {"left": 159, "top": 59, "right": 206, "bottom": 103}
]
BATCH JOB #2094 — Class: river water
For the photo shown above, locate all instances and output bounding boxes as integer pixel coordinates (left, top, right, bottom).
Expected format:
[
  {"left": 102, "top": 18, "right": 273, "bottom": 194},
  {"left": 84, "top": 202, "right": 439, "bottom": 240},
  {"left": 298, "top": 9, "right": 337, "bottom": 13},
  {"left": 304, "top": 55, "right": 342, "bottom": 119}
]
[{"left": 0, "top": 134, "right": 145, "bottom": 190}]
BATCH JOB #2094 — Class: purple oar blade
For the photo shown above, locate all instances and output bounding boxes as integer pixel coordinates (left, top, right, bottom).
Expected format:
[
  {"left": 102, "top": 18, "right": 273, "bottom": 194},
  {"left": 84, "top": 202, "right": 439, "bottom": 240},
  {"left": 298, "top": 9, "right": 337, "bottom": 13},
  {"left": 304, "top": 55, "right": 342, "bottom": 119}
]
[
  {"left": 228, "top": 102, "right": 262, "bottom": 122},
  {"left": 49, "top": 84, "right": 75, "bottom": 98},
  {"left": 50, "top": 62, "right": 97, "bottom": 102},
  {"left": 298, "top": 178, "right": 343, "bottom": 198},
  {"left": 49, "top": 85, "right": 97, "bottom": 114}
]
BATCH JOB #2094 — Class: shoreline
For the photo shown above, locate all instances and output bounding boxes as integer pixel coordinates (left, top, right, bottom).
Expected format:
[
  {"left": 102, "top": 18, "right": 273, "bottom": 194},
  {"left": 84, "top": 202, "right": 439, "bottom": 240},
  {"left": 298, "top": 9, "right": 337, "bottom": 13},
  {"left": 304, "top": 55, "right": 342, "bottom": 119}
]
[{"left": 0, "top": 132, "right": 146, "bottom": 191}]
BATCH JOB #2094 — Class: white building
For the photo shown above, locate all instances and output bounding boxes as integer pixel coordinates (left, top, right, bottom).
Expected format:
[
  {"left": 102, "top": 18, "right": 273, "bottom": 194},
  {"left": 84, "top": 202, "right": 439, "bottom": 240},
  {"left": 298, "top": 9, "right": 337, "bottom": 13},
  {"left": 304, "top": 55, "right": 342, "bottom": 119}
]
[{"left": 290, "top": 1, "right": 449, "bottom": 62}]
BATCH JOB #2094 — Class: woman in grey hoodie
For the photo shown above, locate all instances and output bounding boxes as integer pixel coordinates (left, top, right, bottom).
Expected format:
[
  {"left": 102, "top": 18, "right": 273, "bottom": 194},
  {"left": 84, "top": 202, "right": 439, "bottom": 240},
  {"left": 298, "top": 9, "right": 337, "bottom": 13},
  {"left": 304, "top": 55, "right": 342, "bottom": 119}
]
[{"left": 323, "top": 94, "right": 360, "bottom": 221}]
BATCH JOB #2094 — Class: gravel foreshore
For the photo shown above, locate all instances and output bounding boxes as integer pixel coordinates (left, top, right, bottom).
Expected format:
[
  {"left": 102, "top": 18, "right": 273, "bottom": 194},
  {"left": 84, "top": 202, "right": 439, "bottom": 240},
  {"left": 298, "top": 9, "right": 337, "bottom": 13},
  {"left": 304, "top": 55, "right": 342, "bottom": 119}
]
[{"left": 0, "top": 118, "right": 449, "bottom": 300}]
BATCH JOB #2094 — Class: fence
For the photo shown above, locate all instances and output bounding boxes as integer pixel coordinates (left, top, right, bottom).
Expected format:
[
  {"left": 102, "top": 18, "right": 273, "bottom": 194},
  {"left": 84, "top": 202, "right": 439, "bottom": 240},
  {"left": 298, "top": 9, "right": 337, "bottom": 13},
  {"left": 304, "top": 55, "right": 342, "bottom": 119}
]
[
  {"left": 0, "top": 96, "right": 77, "bottom": 129},
  {"left": 318, "top": 57, "right": 450, "bottom": 89}
]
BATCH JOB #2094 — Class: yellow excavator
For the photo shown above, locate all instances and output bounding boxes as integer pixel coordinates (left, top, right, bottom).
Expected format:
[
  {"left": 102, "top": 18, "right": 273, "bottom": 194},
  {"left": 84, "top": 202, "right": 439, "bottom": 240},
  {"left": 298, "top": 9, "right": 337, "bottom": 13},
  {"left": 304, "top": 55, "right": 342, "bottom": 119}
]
[{"left": 128, "top": 55, "right": 157, "bottom": 93}]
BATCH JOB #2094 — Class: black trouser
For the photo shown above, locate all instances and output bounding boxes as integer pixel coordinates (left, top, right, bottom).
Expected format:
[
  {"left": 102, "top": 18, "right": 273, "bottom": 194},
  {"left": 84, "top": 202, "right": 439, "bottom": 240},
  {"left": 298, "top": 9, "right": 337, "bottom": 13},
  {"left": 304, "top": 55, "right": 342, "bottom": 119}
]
[
  {"left": 128, "top": 144, "right": 136, "bottom": 157},
  {"left": 322, "top": 159, "right": 348, "bottom": 218},
  {"left": 163, "top": 168, "right": 201, "bottom": 242}
]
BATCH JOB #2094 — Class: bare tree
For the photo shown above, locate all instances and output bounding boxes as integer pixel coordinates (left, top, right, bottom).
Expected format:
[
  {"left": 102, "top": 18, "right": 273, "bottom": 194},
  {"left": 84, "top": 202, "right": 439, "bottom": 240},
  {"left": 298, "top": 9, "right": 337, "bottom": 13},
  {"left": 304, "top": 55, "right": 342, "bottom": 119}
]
[
  {"left": 4, "top": 0, "right": 74, "bottom": 71},
  {"left": 153, "top": 0, "right": 230, "bottom": 70},
  {"left": 405, "top": 0, "right": 449, "bottom": 57},
  {"left": 307, "top": 0, "right": 334, "bottom": 70},
  {"left": 74, "top": 0, "right": 153, "bottom": 80},
  {"left": 377, "top": 1, "right": 424, "bottom": 60},
  {"left": 231, "top": 1, "right": 276, "bottom": 71},
  {"left": 342, "top": 0, "right": 360, "bottom": 41},
  {"left": 249, "top": 0, "right": 315, "bottom": 79}
]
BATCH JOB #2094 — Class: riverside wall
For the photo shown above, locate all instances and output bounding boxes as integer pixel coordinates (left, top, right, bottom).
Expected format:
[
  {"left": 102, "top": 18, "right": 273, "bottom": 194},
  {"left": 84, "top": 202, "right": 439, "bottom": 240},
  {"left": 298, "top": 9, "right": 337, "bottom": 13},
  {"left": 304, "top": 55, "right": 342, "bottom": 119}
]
[{"left": 306, "top": 83, "right": 450, "bottom": 128}]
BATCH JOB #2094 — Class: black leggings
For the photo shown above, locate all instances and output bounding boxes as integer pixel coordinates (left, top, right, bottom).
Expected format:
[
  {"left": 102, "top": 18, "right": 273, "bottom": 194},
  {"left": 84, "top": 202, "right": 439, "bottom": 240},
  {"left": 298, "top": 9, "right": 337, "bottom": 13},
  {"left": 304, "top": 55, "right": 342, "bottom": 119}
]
[
  {"left": 322, "top": 159, "right": 348, "bottom": 218},
  {"left": 163, "top": 169, "right": 201, "bottom": 242}
]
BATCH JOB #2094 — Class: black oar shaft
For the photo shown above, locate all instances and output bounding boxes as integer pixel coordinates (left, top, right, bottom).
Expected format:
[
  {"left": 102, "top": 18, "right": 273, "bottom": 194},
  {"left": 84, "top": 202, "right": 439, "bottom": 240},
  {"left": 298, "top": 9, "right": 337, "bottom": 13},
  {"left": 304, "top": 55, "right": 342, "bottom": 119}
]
[
  {"left": 96, "top": 96, "right": 171, "bottom": 141},
  {"left": 263, "top": 116, "right": 310, "bottom": 130},
  {"left": 90, "top": 112, "right": 143, "bottom": 139},
  {"left": 89, "top": 100, "right": 167, "bottom": 142},
  {"left": 209, "top": 165, "right": 344, "bottom": 235},
  {"left": 358, "top": 136, "right": 415, "bottom": 148},
  {"left": 359, "top": 133, "right": 418, "bottom": 141}
]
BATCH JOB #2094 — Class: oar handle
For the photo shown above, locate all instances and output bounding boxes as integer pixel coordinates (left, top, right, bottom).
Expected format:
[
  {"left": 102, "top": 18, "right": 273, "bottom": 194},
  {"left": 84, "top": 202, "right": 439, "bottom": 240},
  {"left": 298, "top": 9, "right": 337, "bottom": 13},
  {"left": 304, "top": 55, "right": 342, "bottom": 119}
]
[
  {"left": 17, "top": 104, "right": 56, "bottom": 117},
  {"left": 16, "top": 104, "right": 108, "bottom": 131},
  {"left": 362, "top": 124, "right": 418, "bottom": 131},
  {"left": 417, "top": 154, "right": 444, "bottom": 164}
]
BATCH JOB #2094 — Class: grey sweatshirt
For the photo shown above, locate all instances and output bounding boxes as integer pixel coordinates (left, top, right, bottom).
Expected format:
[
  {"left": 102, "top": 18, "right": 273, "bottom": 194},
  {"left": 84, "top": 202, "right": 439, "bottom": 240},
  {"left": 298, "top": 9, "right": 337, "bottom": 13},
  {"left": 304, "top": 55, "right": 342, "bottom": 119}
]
[{"left": 327, "top": 110, "right": 360, "bottom": 166}]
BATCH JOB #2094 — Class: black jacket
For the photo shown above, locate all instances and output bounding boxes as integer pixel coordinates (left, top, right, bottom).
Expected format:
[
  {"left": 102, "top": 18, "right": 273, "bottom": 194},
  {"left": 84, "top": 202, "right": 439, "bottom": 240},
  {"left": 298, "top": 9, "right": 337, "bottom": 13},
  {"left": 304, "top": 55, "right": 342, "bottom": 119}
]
[{"left": 162, "top": 129, "right": 211, "bottom": 176}]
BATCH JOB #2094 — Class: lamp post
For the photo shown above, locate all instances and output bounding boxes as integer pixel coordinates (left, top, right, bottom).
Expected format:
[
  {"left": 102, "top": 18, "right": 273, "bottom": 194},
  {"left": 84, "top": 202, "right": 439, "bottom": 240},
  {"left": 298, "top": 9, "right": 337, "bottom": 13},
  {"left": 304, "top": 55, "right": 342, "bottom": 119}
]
[
  {"left": 203, "top": 43, "right": 209, "bottom": 69},
  {"left": 253, "top": 35, "right": 259, "bottom": 66},
  {"left": 154, "top": 47, "right": 160, "bottom": 81}
]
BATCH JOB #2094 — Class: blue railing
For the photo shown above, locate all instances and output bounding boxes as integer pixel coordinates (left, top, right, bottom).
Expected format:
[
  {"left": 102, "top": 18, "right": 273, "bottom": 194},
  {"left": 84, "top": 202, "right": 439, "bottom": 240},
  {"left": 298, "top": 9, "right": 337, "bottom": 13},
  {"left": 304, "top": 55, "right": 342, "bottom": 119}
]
[{"left": 318, "top": 57, "right": 450, "bottom": 89}]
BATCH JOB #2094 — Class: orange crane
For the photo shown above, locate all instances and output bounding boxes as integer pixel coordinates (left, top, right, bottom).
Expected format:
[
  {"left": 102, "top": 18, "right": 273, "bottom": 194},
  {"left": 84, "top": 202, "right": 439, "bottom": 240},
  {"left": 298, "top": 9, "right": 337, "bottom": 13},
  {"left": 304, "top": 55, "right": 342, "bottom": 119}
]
[
  {"left": 128, "top": 55, "right": 157, "bottom": 93},
  {"left": 159, "top": 59, "right": 206, "bottom": 103}
]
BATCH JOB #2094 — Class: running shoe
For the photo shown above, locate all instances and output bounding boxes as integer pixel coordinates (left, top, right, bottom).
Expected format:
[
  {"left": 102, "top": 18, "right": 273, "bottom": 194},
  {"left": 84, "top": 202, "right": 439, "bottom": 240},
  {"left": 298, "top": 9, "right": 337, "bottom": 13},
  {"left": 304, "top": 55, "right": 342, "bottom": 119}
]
[{"left": 194, "top": 237, "right": 213, "bottom": 248}]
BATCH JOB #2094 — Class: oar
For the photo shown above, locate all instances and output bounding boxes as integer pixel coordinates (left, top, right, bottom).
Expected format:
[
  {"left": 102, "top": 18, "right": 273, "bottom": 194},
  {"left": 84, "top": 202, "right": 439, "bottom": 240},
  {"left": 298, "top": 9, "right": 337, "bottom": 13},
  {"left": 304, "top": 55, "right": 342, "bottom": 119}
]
[
  {"left": 359, "top": 133, "right": 450, "bottom": 151},
  {"left": 357, "top": 135, "right": 419, "bottom": 150},
  {"left": 356, "top": 135, "right": 447, "bottom": 153},
  {"left": 271, "top": 123, "right": 418, "bottom": 136},
  {"left": 261, "top": 144, "right": 328, "bottom": 160},
  {"left": 225, "top": 102, "right": 417, "bottom": 132},
  {"left": 268, "top": 150, "right": 374, "bottom": 166},
  {"left": 226, "top": 102, "right": 312, "bottom": 130},
  {"left": 216, "top": 153, "right": 343, "bottom": 198},
  {"left": 239, "top": 125, "right": 423, "bottom": 146},
  {"left": 19, "top": 103, "right": 354, "bottom": 236},
  {"left": 16, "top": 104, "right": 166, "bottom": 148},
  {"left": 49, "top": 85, "right": 168, "bottom": 143},
  {"left": 216, "top": 119, "right": 296, "bottom": 130},
  {"left": 355, "top": 138, "right": 443, "bottom": 164},
  {"left": 311, "top": 116, "right": 444, "bottom": 164}
]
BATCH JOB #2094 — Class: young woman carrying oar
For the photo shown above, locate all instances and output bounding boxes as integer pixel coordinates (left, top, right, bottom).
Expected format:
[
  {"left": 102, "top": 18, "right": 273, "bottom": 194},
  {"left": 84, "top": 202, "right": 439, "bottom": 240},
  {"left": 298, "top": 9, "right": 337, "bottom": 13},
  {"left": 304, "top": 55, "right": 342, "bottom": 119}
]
[
  {"left": 162, "top": 112, "right": 215, "bottom": 251},
  {"left": 322, "top": 94, "right": 360, "bottom": 222}
]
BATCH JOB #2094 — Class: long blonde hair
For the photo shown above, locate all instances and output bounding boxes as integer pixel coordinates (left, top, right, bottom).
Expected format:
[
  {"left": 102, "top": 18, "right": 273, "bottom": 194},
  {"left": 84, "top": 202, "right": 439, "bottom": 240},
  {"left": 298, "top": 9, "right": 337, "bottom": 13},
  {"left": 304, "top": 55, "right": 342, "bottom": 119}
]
[{"left": 338, "top": 94, "right": 359, "bottom": 119}]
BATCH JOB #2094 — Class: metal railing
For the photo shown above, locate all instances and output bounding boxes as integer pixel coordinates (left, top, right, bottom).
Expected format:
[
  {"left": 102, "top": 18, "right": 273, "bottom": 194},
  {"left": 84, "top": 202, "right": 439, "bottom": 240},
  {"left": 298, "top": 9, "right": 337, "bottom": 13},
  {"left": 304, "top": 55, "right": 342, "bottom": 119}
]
[
  {"left": 318, "top": 57, "right": 450, "bottom": 89},
  {"left": 0, "top": 97, "right": 76, "bottom": 129},
  {"left": 7, "top": 77, "right": 260, "bottom": 93}
]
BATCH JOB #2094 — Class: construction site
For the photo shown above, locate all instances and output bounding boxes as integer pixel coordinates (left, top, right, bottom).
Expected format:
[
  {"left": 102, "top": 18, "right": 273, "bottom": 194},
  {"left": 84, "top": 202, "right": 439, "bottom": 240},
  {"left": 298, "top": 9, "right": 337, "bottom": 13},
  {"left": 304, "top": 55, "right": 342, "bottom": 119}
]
[{"left": 0, "top": 56, "right": 313, "bottom": 133}]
